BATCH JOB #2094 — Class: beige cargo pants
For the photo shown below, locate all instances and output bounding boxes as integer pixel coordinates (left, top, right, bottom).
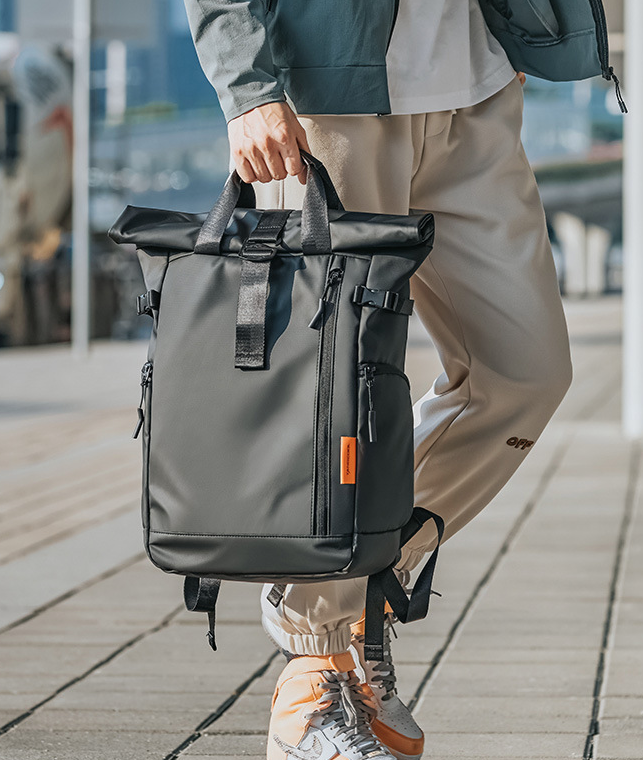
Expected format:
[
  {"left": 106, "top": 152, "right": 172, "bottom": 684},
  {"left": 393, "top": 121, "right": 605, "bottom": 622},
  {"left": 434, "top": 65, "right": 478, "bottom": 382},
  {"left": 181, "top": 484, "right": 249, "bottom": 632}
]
[{"left": 253, "top": 75, "right": 572, "bottom": 656}]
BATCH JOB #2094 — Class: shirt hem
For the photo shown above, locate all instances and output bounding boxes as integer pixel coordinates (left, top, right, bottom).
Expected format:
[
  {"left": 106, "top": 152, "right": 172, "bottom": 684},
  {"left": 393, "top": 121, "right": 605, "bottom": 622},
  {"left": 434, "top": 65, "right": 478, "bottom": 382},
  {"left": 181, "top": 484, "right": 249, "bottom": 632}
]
[{"left": 387, "top": 62, "right": 517, "bottom": 115}]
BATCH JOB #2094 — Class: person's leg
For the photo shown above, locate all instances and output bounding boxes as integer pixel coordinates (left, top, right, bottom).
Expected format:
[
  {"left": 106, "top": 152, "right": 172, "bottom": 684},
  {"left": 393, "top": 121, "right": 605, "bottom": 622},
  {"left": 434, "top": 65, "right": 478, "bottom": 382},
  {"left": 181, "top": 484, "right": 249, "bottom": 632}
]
[
  {"left": 256, "top": 72, "right": 571, "bottom": 658},
  {"left": 255, "top": 111, "right": 432, "bottom": 657},
  {"left": 398, "top": 75, "right": 572, "bottom": 571},
  {"left": 256, "top": 113, "right": 430, "bottom": 760}
]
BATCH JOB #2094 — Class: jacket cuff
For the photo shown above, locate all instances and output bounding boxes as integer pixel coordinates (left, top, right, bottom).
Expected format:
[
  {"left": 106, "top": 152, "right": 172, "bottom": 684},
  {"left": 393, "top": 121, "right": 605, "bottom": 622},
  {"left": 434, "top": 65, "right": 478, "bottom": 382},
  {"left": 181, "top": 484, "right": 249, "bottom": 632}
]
[{"left": 223, "top": 90, "right": 287, "bottom": 123}]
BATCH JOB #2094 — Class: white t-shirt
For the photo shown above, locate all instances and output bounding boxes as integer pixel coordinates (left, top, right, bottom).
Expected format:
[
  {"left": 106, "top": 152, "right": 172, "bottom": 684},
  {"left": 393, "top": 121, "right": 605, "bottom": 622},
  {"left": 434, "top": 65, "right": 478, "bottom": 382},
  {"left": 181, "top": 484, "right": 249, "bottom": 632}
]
[{"left": 386, "top": 0, "right": 517, "bottom": 114}]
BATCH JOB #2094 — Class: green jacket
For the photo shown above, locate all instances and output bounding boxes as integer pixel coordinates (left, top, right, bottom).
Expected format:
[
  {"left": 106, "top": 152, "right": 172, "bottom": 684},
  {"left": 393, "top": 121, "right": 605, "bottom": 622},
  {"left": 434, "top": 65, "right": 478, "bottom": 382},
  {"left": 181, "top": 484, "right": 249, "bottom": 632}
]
[{"left": 184, "top": 0, "right": 615, "bottom": 123}]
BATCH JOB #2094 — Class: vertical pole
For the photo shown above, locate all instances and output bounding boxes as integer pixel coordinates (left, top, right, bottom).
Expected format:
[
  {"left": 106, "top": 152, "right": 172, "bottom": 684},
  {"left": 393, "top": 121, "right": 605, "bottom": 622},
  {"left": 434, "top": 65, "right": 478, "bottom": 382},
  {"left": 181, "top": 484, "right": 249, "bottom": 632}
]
[
  {"left": 623, "top": 0, "right": 643, "bottom": 438},
  {"left": 71, "top": 0, "right": 91, "bottom": 356},
  {"left": 105, "top": 39, "right": 127, "bottom": 125}
]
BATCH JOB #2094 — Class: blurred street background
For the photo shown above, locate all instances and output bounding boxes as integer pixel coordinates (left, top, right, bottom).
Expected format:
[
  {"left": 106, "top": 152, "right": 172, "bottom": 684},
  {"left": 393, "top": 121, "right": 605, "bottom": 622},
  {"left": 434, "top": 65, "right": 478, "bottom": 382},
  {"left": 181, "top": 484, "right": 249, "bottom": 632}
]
[
  {"left": 1, "top": 1, "right": 643, "bottom": 759},
  {"left": 0, "top": 0, "right": 631, "bottom": 347}
]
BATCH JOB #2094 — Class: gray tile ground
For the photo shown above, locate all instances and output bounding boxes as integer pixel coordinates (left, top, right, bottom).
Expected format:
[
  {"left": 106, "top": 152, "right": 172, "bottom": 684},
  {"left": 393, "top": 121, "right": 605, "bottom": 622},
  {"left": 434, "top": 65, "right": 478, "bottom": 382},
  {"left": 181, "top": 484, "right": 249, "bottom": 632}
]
[{"left": 0, "top": 298, "right": 641, "bottom": 760}]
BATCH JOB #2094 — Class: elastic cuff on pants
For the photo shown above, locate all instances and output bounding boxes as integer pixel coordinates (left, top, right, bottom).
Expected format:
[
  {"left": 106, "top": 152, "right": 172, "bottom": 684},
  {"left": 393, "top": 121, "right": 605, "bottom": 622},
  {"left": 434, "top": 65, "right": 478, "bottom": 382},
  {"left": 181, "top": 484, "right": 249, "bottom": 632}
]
[{"left": 262, "top": 614, "right": 352, "bottom": 656}]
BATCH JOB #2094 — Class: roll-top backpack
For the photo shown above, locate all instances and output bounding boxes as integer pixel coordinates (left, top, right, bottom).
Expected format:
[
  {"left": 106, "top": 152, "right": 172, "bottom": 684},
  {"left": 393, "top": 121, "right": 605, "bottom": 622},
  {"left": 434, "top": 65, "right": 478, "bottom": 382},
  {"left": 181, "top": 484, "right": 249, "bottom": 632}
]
[{"left": 108, "top": 151, "right": 444, "bottom": 659}]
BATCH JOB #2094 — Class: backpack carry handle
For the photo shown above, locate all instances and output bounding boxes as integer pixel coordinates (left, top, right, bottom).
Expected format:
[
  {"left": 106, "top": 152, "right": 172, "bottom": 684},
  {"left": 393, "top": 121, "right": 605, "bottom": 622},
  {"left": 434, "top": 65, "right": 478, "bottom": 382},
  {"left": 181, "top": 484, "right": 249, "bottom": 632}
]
[{"left": 194, "top": 149, "right": 344, "bottom": 256}]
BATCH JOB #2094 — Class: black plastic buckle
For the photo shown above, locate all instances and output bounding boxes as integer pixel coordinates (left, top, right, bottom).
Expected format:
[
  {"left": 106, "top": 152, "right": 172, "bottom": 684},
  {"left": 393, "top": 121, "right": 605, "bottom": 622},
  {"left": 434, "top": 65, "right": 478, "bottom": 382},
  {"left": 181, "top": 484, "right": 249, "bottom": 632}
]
[
  {"left": 136, "top": 290, "right": 160, "bottom": 317},
  {"left": 353, "top": 285, "right": 400, "bottom": 312},
  {"left": 239, "top": 241, "right": 277, "bottom": 262}
]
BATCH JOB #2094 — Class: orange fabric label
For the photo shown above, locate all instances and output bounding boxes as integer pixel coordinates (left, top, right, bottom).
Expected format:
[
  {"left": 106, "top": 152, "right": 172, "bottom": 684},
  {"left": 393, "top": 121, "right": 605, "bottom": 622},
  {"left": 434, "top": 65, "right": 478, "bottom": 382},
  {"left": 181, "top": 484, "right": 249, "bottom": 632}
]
[{"left": 340, "top": 436, "right": 357, "bottom": 484}]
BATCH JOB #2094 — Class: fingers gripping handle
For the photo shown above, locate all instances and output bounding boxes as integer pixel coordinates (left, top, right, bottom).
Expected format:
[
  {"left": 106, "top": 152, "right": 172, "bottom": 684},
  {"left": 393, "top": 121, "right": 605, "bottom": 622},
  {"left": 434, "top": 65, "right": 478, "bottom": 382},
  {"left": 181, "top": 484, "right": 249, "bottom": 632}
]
[{"left": 194, "top": 150, "right": 344, "bottom": 257}]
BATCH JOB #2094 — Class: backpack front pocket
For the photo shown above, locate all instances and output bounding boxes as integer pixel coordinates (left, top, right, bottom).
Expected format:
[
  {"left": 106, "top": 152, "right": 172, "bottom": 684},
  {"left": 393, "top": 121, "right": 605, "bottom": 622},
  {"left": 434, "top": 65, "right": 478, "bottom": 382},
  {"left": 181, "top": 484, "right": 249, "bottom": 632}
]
[{"left": 354, "top": 362, "right": 414, "bottom": 534}]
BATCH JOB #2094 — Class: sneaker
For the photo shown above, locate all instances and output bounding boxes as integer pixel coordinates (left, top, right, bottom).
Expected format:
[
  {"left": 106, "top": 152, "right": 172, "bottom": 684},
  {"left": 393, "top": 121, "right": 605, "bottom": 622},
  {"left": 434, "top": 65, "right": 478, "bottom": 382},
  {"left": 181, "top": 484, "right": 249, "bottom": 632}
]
[
  {"left": 268, "top": 651, "right": 397, "bottom": 760},
  {"left": 350, "top": 613, "right": 424, "bottom": 760}
]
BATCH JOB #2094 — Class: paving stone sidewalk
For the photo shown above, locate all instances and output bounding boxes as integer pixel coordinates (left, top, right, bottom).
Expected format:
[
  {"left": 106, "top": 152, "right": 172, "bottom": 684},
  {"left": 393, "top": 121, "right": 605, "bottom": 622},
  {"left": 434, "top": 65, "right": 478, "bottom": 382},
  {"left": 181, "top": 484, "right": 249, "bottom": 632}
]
[{"left": 0, "top": 298, "right": 640, "bottom": 760}]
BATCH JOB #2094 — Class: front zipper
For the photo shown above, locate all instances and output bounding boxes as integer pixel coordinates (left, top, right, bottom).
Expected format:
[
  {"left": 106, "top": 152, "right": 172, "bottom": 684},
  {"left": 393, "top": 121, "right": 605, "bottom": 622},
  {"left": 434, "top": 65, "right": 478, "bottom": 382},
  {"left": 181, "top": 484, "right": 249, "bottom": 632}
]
[
  {"left": 587, "top": 0, "right": 627, "bottom": 113},
  {"left": 133, "top": 361, "right": 153, "bottom": 439},
  {"left": 312, "top": 259, "right": 345, "bottom": 535},
  {"left": 309, "top": 267, "right": 344, "bottom": 330},
  {"left": 358, "top": 362, "right": 410, "bottom": 444}
]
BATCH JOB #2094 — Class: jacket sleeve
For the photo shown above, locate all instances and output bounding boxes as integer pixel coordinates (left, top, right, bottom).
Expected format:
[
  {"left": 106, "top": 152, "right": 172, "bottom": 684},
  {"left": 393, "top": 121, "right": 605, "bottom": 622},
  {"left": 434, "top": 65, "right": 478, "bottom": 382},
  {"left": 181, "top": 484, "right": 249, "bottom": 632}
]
[{"left": 184, "top": 0, "right": 286, "bottom": 123}]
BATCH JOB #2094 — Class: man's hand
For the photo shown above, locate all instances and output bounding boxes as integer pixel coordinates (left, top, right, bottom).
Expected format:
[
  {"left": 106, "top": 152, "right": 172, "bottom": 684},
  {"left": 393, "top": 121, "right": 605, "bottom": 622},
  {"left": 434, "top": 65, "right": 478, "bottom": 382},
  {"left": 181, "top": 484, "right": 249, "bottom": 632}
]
[{"left": 228, "top": 101, "right": 311, "bottom": 185}]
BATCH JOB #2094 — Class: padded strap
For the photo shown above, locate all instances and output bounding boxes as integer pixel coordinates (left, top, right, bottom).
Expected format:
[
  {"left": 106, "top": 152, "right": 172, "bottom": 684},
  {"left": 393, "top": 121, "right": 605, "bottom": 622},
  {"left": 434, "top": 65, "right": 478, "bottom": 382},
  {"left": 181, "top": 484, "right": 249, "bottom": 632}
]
[
  {"left": 353, "top": 285, "right": 414, "bottom": 316},
  {"left": 184, "top": 577, "right": 221, "bottom": 652},
  {"left": 364, "top": 509, "right": 445, "bottom": 661},
  {"left": 235, "top": 209, "right": 291, "bottom": 370}
]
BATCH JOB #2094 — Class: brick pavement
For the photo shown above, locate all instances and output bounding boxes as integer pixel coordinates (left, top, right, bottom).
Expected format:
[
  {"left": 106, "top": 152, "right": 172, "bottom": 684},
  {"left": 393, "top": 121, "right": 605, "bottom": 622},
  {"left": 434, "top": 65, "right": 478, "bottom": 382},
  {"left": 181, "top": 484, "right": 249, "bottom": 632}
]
[{"left": 0, "top": 298, "right": 640, "bottom": 760}]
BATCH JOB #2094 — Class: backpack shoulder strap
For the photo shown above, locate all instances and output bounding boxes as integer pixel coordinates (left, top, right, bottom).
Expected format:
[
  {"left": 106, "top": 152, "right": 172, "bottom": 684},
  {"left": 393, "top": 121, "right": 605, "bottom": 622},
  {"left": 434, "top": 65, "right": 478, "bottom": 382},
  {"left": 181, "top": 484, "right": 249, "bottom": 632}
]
[{"left": 364, "top": 508, "right": 445, "bottom": 661}]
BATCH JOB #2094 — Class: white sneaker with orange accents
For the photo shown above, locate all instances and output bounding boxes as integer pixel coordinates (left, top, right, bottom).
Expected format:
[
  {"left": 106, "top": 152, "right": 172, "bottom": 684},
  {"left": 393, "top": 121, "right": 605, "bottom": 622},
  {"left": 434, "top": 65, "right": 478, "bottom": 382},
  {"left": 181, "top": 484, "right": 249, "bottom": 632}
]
[
  {"left": 349, "top": 615, "right": 424, "bottom": 760},
  {"left": 268, "top": 652, "right": 397, "bottom": 760}
]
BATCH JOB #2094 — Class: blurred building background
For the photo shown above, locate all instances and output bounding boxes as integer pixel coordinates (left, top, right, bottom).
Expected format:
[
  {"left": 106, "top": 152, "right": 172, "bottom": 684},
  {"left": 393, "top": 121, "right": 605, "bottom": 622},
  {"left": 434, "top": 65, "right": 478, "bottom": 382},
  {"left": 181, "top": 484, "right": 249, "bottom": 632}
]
[{"left": 0, "top": 0, "right": 629, "bottom": 346}]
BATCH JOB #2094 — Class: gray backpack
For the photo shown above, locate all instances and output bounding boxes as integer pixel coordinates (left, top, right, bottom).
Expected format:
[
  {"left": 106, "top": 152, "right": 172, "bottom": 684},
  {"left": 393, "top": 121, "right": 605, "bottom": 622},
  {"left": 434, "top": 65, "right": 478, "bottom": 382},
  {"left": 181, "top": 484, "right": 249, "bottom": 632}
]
[{"left": 108, "top": 152, "right": 443, "bottom": 659}]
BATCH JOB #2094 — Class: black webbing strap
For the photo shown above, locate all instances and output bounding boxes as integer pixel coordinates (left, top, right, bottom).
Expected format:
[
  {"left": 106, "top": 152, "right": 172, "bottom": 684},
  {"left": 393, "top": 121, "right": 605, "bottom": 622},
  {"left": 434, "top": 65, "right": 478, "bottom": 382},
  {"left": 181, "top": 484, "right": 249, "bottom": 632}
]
[
  {"left": 299, "top": 149, "right": 344, "bottom": 255},
  {"left": 194, "top": 172, "right": 256, "bottom": 256},
  {"left": 235, "top": 209, "right": 291, "bottom": 370},
  {"left": 364, "top": 508, "right": 445, "bottom": 661},
  {"left": 353, "top": 285, "right": 414, "bottom": 316},
  {"left": 184, "top": 577, "right": 222, "bottom": 651},
  {"left": 299, "top": 150, "right": 344, "bottom": 212}
]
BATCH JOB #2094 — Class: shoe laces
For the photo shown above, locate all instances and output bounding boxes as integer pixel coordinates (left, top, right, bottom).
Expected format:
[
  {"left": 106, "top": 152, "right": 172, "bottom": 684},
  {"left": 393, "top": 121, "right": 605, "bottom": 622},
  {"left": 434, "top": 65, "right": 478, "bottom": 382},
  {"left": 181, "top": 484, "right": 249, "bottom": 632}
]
[
  {"left": 354, "top": 613, "right": 398, "bottom": 702},
  {"left": 305, "top": 670, "right": 386, "bottom": 758}
]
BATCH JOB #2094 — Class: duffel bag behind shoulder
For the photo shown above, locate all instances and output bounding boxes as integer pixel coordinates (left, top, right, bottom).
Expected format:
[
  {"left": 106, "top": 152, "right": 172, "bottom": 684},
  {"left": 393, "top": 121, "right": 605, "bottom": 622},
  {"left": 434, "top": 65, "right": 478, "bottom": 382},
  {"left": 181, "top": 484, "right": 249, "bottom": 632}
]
[{"left": 109, "top": 151, "right": 444, "bottom": 658}]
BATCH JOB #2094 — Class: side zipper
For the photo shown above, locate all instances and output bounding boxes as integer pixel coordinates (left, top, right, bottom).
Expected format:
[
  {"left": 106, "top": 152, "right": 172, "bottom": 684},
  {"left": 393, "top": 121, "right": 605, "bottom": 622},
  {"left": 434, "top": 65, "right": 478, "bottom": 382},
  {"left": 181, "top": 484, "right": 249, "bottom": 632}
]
[
  {"left": 358, "top": 363, "right": 410, "bottom": 444},
  {"left": 311, "top": 259, "right": 345, "bottom": 536},
  {"left": 133, "top": 361, "right": 153, "bottom": 439},
  {"left": 587, "top": 0, "right": 627, "bottom": 113}
]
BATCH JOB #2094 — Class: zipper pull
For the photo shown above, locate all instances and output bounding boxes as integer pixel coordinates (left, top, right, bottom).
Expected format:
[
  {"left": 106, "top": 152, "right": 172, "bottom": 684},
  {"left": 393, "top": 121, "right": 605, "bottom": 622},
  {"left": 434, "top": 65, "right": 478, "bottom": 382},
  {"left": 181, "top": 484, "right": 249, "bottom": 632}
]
[
  {"left": 133, "top": 362, "right": 153, "bottom": 439},
  {"left": 309, "top": 268, "right": 343, "bottom": 330},
  {"left": 361, "top": 365, "right": 377, "bottom": 443},
  {"left": 308, "top": 299, "right": 326, "bottom": 331},
  {"left": 603, "top": 66, "right": 628, "bottom": 114}
]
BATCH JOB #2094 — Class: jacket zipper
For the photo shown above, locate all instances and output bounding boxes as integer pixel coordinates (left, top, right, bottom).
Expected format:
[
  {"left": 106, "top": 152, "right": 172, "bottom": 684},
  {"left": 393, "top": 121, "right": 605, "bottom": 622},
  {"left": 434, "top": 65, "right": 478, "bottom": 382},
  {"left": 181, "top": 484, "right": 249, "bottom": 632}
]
[
  {"left": 358, "top": 363, "right": 410, "bottom": 444},
  {"left": 311, "top": 260, "right": 345, "bottom": 535},
  {"left": 133, "top": 361, "right": 153, "bottom": 439},
  {"left": 587, "top": 0, "right": 627, "bottom": 113}
]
